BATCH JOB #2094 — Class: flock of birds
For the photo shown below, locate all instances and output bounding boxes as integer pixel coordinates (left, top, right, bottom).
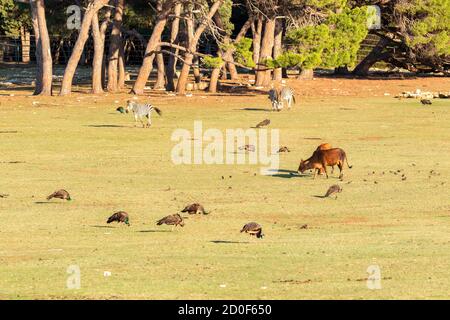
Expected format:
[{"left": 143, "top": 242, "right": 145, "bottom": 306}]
[{"left": 44, "top": 189, "right": 265, "bottom": 239}]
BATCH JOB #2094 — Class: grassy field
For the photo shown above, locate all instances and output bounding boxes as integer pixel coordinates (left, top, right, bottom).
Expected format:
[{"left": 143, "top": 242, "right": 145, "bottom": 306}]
[{"left": 0, "top": 90, "right": 449, "bottom": 299}]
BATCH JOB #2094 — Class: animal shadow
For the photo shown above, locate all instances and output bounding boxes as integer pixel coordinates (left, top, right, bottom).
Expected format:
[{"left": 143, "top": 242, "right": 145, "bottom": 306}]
[
  {"left": 34, "top": 201, "right": 58, "bottom": 204},
  {"left": 268, "top": 169, "right": 304, "bottom": 179},
  {"left": 138, "top": 229, "right": 172, "bottom": 233},
  {"left": 237, "top": 108, "right": 272, "bottom": 112},
  {"left": 90, "top": 225, "right": 115, "bottom": 229},
  {"left": 86, "top": 124, "right": 129, "bottom": 128},
  {"left": 210, "top": 240, "right": 250, "bottom": 244}
]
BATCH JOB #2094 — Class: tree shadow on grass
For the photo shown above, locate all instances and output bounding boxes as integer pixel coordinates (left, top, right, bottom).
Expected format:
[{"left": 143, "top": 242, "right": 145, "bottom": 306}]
[{"left": 210, "top": 240, "right": 250, "bottom": 244}]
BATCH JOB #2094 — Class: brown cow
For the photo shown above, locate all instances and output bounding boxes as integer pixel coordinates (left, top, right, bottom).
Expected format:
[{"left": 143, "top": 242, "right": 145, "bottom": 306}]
[
  {"left": 316, "top": 143, "right": 332, "bottom": 151},
  {"left": 298, "top": 148, "right": 352, "bottom": 179},
  {"left": 316, "top": 143, "right": 333, "bottom": 174}
]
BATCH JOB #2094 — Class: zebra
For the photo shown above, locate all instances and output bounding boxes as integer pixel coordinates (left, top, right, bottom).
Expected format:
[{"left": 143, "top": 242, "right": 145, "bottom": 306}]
[
  {"left": 126, "top": 100, "right": 162, "bottom": 128},
  {"left": 268, "top": 88, "right": 282, "bottom": 111},
  {"left": 279, "top": 86, "right": 296, "bottom": 110}
]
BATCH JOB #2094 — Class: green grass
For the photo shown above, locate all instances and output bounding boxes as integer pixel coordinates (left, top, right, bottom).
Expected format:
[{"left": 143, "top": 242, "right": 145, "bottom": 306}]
[{"left": 0, "top": 93, "right": 449, "bottom": 299}]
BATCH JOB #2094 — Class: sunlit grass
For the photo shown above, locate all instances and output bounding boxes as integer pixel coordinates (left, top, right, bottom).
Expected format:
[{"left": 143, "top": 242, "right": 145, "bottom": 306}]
[{"left": 0, "top": 91, "right": 449, "bottom": 299}]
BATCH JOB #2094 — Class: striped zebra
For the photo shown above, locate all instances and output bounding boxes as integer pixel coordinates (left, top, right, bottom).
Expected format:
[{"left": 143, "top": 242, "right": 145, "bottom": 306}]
[
  {"left": 268, "top": 86, "right": 296, "bottom": 111},
  {"left": 279, "top": 86, "right": 296, "bottom": 110},
  {"left": 268, "top": 88, "right": 282, "bottom": 111},
  {"left": 126, "top": 100, "right": 162, "bottom": 128}
]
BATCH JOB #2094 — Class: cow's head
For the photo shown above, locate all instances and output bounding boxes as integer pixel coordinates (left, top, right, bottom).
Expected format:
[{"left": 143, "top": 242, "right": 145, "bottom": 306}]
[{"left": 298, "top": 159, "right": 308, "bottom": 174}]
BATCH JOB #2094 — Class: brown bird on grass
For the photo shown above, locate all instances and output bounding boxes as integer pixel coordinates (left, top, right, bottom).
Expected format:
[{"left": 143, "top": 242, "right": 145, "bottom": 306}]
[
  {"left": 181, "top": 203, "right": 209, "bottom": 215},
  {"left": 324, "top": 185, "right": 343, "bottom": 199},
  {"left": 240, "top": 222, "right": 264, "bottom": 239},
  {"left": 107, "top": 211, "right": 130, "bottom": 226},
  {"left": 157, "top": 214, "right": 185, "bottom": 228},
  {"left": 255, "top": 119, "right": 270, "bottom": 128},
  {"left": 239, "top": 144, "right": 256, "bottom": 152},
  {"left": 46, "top": 189, "right": 71, "bottom": 201},
  {"left": 278, "top": 146, "right": 290, "bottom": 153},
  {"left": 420, "top": 99, "right": 432, "bottom": 105}
]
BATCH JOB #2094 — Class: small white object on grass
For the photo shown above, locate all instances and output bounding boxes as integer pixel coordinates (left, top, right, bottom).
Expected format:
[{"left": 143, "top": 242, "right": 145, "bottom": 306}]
[
  {"left": 185, "top": 93, "right": 193, "bottom": 97},
  {"left": 104, "top": 271, "right": 112, "bottom": 277},
  {"left": 114, "top": 100, "right": 119, "bottom": 104},
  {"left": 261, "top": 286, "right": 268, "bottom": 290},
  {"left": 219, "top": 284, "right": 226, "bottom": 288}
]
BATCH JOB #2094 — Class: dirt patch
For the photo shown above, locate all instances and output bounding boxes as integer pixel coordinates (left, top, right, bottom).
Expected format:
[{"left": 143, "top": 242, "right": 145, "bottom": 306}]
[
  {"left": 285, "top": 76, "right": 450, "bottom": 98},
  {"left": 1, "top": 74, "right": 450, "bottom": 101}
]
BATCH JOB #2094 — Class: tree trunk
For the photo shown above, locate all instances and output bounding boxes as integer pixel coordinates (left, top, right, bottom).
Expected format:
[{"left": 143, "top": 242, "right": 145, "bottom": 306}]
[
  {"left": 20, "top": 26, "right": 30, "bottom": 63},
  {"left": 176, "top": 53, "right": 193, "bottom": 94},
  {"left": 32, "top": 0, "right": 52, "bottom": 96},
  {"left": 54, "top": 38, "right": 64, "bottom": 64},
  {"left": 118, "top": 43, "right": 126, "bottom": 88},
  {"left": 165, "top": 3, "right": 182, "bottom": 92},
  {"left": 227, "top": 58, "right": 239, "bottom": 80},
  {"left": 29, "top": 1, "right": 42, "bottom": 94},
  {"left": 60, "top": 0, "right": 109, "bottom": 96},
  {"left": 353, "top": 37, "right": 390, "bottom": 76},
  {"left": 208, "top": 67, "right": 221, "bottom": 93},
  {"left": 272, "top": 18, "right": 283, "bottom": 81},
  {"left": 193, "top": 56, "right": 202, "bottom": 83},
  {"left": 334, "top": 66, "right": 349, "bottom": 75},
  {"left": 297, "top": 68, "right": 313, "bottom": 80},
  {"left": 107, "top": 0, "right": 125, "bottom": 92},
  {"left": 251, "top": 15, "right": 263, "bottom": 66},
  {"left": 220, "top": 63, "right": 227, "bottom": 80},
  {"left": 176, "top": 0, "right": 223, "bottom": 94},
  {"left": 131, "top": 4, "right": 171, "bottom": 95},
  {"left": 255, "top": 18, "right": 275, "bottom": 87},
  {"left": 91, "top": 12, "right": 104, "bottom": 93},
  {"left": 154, "top": 51, "right": 166, "bottom": 89},
  {"left": 208, "top": 17, "right": 253, "bottom": 93}
]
